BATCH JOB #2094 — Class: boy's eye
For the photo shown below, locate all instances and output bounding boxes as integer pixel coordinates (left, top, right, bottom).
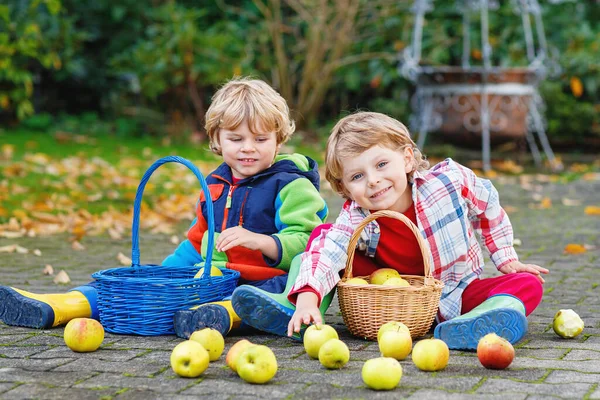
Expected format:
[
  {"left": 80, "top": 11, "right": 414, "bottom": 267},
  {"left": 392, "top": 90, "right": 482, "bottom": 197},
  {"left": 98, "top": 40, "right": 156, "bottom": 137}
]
[
  {"left": 255, "top": 137, "right": 267, "bottom": 142},
  {"left": 351, "top": 173, "right": 363, "bottom": 181},
  {"left": 229, "top": 137, "right": 241, "bottom": 142},
  {"left": 377, "top": 161, "right": 388, "bottom": 168}
]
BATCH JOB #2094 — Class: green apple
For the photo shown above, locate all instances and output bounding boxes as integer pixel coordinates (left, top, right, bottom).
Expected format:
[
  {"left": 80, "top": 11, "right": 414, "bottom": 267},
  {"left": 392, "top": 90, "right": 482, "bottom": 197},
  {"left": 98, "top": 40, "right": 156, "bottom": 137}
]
[
  {"left": 412, "top": 338, "right": 449, "bottom": 371},
  {"left": 382, "top": 277, "right": 410, "bottom": 287},
  {"left": 369, "top": 268, "right": 401, "bottom": 285},
  {"left": 553, "top": 309, "right": 584, "bottom": 338},
  {"left": 362, "top": 357, "right": 402, "bottom": 390},
  {"left": 379, "top": 330, "right": 412, "bottom": 360},
  {"left": 170, "top": 340, "right": 210, "bottom": 378},
  {"left": 318, "top": 338, "right": 350, "bottom": 369},
  {"left": 345, "top": 277, "right": 369, "bottom": 285},
  {"left": 189, "top": 328, "right": 225, "bottom": 361},
  {"left": 377, "top": 321, "right": 411, "bottom": 342},
  {"left": 226, "top": 339, "right": 255, "bottom": 372},
  {"left": 63, "top": 318, "right": 105, "bottom": 353},
  {"left": 303, "top": 324, "right": 339, "bottom": 359},
  {"left": 236, "top": 344, "right": 278, "bottom": 384}
]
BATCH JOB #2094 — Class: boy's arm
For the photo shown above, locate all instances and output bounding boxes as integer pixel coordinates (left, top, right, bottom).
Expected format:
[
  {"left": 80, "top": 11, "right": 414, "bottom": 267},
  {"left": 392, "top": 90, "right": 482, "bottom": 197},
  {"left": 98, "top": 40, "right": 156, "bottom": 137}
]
[
  {"left": 457, "top": 162, "right": 518, "bottom": 269},
  {"left": 268, "top": 178, "right": 329, "bottom": 270}
]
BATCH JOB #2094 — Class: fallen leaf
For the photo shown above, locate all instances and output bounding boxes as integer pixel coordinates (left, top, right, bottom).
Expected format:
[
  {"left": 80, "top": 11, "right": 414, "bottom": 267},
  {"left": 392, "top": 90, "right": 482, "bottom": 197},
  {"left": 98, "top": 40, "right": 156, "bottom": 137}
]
[
  {"left": 33, "top": 249, "right": 42, "bottom": 256},
  {"left": 564, "top": 244, "right": 586, "bottom": 254},
  {"left": 108, "top": 228, "right": 122, "bottom": 240},
  {"left": 513, "top": 238, "right": 522, "bottom": 246},
  {"left": 53, "top": 270, "right": 71, "bottom": 284},
  {"left": 117, "top": 252, "right": 132, "bottom": 266},
  {"left": 561, "top": 198, "right": 581, "bottom": 206},
  {"left": 43, "top": 264, "right": 54, "bottom": 275},
  {"left": 584, "top": 206, "right": 600, "bottom": 216},
  {"left": 540, "top": 197, "right": 552, "bottom": 209},
  {"left": 170, "top": 235, "right": 180, "bottom": 245},
  {"left": 71, "top": 240, "right": 86, "bottom": 251},
  {"left": 0, "top": 244, "right": 17, "bottom": 253}
]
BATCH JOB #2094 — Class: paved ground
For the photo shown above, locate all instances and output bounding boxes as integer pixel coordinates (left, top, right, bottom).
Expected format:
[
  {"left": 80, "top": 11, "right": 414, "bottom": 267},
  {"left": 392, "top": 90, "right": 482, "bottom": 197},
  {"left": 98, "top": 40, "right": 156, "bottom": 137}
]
[{"left": 0, "top": 173, "right": 599, "bottom": 399}]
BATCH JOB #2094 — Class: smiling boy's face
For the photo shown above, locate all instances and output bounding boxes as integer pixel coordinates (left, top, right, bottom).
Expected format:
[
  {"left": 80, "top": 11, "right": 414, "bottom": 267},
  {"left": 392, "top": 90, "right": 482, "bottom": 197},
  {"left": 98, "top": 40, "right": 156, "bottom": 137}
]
[
  {"left": 219, "top": 119, "right": 280, "bottom": 180},
  {"left": 340, "top": 145, "right": 414, "bottom": 213}
]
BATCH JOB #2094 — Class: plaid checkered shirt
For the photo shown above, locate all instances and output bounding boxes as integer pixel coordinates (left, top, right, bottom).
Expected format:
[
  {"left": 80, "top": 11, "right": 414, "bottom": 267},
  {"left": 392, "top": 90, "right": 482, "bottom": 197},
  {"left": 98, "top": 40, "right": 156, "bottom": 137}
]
[{"left": 289, "top": 158, "right": 519, "bottom": 322}]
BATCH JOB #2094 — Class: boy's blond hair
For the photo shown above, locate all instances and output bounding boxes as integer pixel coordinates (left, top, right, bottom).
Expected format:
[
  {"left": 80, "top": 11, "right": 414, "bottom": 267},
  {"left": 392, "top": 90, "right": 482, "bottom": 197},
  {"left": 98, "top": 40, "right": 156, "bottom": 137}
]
[
  {"left": 325, "top": 112, "right": 429, "bottom": 198},
  {"left": 205, "top": 77, "right": 295, "bottom": 155}
]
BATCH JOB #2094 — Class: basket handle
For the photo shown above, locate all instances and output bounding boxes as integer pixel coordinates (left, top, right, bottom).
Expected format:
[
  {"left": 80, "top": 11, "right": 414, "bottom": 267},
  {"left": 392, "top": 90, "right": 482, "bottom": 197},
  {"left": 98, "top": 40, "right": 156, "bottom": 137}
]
[
  {"left": 131, "top": 156, "right": 214, "bottom": 272},
  {"left": 342, "top": 210, "right": 435, "bottom": 285}
]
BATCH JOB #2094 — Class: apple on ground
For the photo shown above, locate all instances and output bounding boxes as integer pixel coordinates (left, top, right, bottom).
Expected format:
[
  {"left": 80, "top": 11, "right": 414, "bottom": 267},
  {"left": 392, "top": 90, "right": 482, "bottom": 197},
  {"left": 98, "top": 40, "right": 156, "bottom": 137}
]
[
  {"left": 170, "top": 340, "right": 210, "bottom": 378},
  {"left": 362, "top": 357, "right": 403, "bottom": 390},
  {"left": 236, "top": 344, "right": 278, "bottom": 384},
  {"left": 190, "top": 328, "right": 225, "bottom": 361},
  {"left": 382, "top": 277, "right": 410, "bottom": 287},
  {"left": 412, "top": 338, "right": 449, "bottom": 371},
  {"left": 477, "top": 333, "right": 515, "bottom": 370},
  {"left": 303, "top": 324, "right": 339, "bottom": 359},
  {"left": 63, "top": 318, "right": 105, "bottom": 353},
  {"left": 369, "top": 268, "right": 401, "bottom": 285},
  {"left": 377, "top": 321, "right": 411, "bottom": 342},
  {"left": 345, "top": 277, "right": 369, "bottom": 285},
  {"left": 379, "top": 330, "right": 412, "bottom": 360},
  {"left": 553, "top": 309, "right": 584, "bottom": 338},
  {"left": 226, "top": 339, "right": 255, "bottom": 372},
  {"left": 318, "top": 338, "right": 350, "bottom": 369}
]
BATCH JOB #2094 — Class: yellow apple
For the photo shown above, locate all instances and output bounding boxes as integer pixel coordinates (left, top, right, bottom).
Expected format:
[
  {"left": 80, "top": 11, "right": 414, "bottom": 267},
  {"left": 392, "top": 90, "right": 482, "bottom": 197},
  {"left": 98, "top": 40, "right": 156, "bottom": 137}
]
[
  {"left": 553, "top": 309, "right": 584, "bottom": 338},
  {"left": 377, "top": 321, "right": 411, "bottom": 342},
  {"left": 382, "top": 277, "right": 410, "bottom": 287},
  {"left": 345, "top": 277, "right": 369, "bottom": 285},
  {"left": 412, "top": 338, "right": 449, "bottom": 371},
  {"left": 194, "top": 265, "right": 224, "bottom": 279},
  {"left": 236, "top": 344, "right": 278, "bottom": 384},
  {"left": 226, "top": 339, "right": 255, "bottom": 372},
  {"left": 170, "top": 340, "right": 210, "bottom": 378},
  {"left": 303, "top": 324, "right": 339, "bottom": 359},
  {"left": 379, "top": 330, "right": 412, "bottom": 360},
  {"left": 318, "top": 338, "right": 350, "bottom": 369},
  {"left": 369, "top": 268, "right": 401, "bottom": 285},
  {"left": 189, "top": 328, "right": 225, "bottom": 361},
  {"left": 63, "top": 318, "right": 104, "bottom": 353},
  {"left": 362, "top": 357, "right": 402, "bottom": 390}
]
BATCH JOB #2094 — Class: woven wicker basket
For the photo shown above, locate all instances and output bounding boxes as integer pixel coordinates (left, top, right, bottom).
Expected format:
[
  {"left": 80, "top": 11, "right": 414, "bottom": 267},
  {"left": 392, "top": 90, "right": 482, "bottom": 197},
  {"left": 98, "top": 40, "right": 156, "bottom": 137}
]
[
  {"left": 92, "top": 156, "right": 240, "bottom": 336},
  {"left": 337, "top": 210, "right": 444, "bottom": 340}
]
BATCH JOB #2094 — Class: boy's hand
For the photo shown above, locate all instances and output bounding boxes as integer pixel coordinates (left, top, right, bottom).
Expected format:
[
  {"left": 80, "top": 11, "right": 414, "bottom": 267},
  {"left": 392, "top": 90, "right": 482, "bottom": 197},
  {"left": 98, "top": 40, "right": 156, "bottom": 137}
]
[
  {"left": 287, "top": 292, "right": 321, "bottom": 337},
  {"left": 499, "top": 260, "right": 549, "bottom": 283},
  {"left": 216, "top": 226, "right": 278, "bottom": 260}
]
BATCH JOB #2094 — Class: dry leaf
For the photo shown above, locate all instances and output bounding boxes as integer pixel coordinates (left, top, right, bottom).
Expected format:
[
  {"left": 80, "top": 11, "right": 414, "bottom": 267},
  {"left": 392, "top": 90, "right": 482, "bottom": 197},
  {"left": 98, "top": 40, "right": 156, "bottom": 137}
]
[
  {"left": 33, "top": 249, "right": 42, "bottom": 256},
  {"left": 564, "top": 244, "right": 586, "bottom": 254},
  {"left": 540, "top": 197, "right": 552, "bottom": 209},
  {"left": 43, "top": 264, "right": 54, "bottom": 275},
  {"left": 584, "top": 206, "right": 600, "bottom": 216},
  {"left": 513, "top": 238, "right": 522, "bottom": 246},
  {"left": 117, "top": 252, "right": 132, "bottom": 266},
  {"left": 71, "top": 240, "right": 86, "bottom": 251},
  {"left": 0, "top": 230, "right": 25, "bottom": 238},
  {"left": 53, "top": 270, "right": 71, "bottom": 284},
  {"left": 561, "top": 198, "right": 582, "bottom": 206},
  {"left": 108, "top": 228, "right": 122, "bottom": 240},
  {"left": 170, "top": 235, "right": 180, "bottom": 245}
]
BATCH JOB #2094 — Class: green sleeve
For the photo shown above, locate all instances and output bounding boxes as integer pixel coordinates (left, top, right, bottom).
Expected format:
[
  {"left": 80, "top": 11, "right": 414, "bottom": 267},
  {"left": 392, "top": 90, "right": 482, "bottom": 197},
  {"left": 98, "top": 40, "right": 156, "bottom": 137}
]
[{"left": 271, "top": 178, "right": 328, "bottom": 271}]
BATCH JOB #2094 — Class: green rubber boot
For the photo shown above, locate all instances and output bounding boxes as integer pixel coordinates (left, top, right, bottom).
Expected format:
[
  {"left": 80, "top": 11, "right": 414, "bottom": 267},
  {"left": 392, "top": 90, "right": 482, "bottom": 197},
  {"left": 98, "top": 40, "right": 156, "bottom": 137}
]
[
  {"left": 231, "top": 254, "right": 335, "bottom": 339},
  {"left": 434, "top": 294, "right": 528, "bottom": 350}
]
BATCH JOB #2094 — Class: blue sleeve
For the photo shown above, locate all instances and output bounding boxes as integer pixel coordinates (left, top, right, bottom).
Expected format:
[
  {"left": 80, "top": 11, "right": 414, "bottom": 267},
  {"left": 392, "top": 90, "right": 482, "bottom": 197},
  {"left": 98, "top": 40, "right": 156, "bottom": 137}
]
[{"left": 162, "top": 239, "right": 203, "bottom": 267}]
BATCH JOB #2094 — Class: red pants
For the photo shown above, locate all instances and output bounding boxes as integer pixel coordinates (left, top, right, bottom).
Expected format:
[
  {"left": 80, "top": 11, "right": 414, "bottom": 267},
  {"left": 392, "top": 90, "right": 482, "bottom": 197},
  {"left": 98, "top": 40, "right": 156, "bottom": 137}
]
[{"left": 307, "top": 224, "right": 543, "bottom": 316}]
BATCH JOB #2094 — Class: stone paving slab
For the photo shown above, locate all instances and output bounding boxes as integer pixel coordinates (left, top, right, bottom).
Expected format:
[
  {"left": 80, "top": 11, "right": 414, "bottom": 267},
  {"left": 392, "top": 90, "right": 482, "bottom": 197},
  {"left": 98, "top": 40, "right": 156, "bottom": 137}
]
[{"left": 0, "top": 176, "right": 599, "bottom": 399}]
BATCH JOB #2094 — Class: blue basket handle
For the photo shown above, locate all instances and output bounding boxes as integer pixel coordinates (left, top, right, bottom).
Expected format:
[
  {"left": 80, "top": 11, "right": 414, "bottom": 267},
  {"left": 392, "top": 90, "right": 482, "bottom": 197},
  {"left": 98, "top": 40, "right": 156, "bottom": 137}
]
[{"left": 131, "top": 156, "right": 214, "bottom": 273}]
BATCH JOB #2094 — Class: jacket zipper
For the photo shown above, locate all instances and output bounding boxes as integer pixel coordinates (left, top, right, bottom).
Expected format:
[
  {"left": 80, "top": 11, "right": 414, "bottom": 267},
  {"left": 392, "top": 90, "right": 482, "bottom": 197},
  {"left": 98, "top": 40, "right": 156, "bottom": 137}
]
[{"left": 222, "top": 185, "right": 235, "bottom": 231}]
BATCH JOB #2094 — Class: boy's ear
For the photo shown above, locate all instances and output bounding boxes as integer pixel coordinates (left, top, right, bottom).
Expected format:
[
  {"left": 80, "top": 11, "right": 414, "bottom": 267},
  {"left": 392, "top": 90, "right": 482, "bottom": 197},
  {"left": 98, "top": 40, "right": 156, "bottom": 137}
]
[{"left": 404, "top": 147, "right": 415, "bottom": 172}]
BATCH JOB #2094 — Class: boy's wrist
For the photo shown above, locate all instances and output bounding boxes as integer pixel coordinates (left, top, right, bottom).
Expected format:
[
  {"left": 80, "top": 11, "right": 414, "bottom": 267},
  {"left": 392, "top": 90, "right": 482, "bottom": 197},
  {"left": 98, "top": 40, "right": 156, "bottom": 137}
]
[{"left": 256, "top": 234, "right": 279, "bottom": 261}]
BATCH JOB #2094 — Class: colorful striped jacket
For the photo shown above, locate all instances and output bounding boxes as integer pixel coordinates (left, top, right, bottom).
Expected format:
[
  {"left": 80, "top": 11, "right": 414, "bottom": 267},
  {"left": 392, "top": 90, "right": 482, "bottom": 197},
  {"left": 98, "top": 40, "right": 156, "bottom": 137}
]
[
  {"left": 162, "top": 154, "right": 328, "bottom": 280},
  {"left": 289, "top": 158, "right": 518, "bottom": 321}
]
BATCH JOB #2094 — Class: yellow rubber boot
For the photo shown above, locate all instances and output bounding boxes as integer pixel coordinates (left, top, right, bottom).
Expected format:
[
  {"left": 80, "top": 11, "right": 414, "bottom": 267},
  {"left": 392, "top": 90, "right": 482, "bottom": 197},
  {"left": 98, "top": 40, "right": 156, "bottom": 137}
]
[
  {"left": 0, "top": 287, "right": 92, "bottom": 328},
  {"left": 174, "top": 299, "right": 240, "bottom": 339}
]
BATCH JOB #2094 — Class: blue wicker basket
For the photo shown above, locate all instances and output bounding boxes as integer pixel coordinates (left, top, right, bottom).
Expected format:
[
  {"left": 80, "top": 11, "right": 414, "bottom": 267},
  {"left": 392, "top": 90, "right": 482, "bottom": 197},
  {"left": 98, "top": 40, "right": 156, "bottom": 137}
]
[{"left": 91, "top": 156, "right": 240, "bottom": 336}]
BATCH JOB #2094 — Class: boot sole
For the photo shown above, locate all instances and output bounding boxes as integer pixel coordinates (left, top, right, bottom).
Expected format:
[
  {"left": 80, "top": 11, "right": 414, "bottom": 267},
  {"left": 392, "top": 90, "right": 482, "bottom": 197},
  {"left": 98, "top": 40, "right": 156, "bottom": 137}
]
[
  {"left": 232, "top": 286, "right": 301, "bottom": 341},
  {"left": 173, "top": 305, "right": 230, "bottom": 339},
  {"left": 0, "top": 287, "right": 54, "bottom": 329},
  {"left": 434, "top": 308, "right": 528, "bottom": 350}
]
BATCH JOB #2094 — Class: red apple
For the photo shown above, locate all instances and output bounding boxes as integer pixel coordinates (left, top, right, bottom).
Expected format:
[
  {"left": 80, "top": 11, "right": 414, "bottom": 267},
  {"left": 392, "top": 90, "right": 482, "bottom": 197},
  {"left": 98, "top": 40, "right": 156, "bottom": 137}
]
[{"left": 477, "top": 333, "right": 515, "bottom": 369}]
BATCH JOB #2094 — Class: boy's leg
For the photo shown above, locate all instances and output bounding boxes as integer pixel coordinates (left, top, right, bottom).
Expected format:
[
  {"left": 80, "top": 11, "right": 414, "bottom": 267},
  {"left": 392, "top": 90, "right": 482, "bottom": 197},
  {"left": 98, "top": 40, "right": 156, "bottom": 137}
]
[
  {"left": 173, "top": 298, "right": 240, "bottom": 339},
  {"left": 0, "top": 284, "right": 99, "bottom": 329},
  {"left": 434, "top": 273, "right": 543, "bottom": 350}
]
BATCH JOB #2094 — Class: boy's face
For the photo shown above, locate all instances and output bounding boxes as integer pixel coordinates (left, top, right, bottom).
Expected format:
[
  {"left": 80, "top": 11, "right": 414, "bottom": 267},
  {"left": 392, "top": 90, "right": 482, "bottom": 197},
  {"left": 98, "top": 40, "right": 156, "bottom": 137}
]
[
  {"left": 219, "top": 119, "right": 279, "bottom": 180},
  {"left": 340, "top": 145, "right": 414, "bottom": 213}
]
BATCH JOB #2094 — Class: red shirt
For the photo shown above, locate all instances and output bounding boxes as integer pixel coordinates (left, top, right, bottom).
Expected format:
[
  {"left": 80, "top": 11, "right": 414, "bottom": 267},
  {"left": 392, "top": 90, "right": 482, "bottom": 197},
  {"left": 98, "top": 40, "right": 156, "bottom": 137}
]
[{"left": 352, "top": 205, "right": 424, "bottom": 277}]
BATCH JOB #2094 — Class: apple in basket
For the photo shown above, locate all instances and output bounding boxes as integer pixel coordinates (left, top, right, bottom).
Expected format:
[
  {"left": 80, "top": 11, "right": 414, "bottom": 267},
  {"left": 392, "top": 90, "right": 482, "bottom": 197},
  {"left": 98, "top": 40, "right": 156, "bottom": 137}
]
[
  {"left": 194, "top": 265, "right": 224, "bottom": 278},
  {"left": 303, "top": 324, "right": 339, "bottom": 359},
  {"left": 370, "top": 268, "right": 401, "bottom": 285},
  {"left": 382, "top": 277, "right": 410, "bottom": 287},
  {"left": 345, "top": 277, "right": 369, "bottom": 285}
]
